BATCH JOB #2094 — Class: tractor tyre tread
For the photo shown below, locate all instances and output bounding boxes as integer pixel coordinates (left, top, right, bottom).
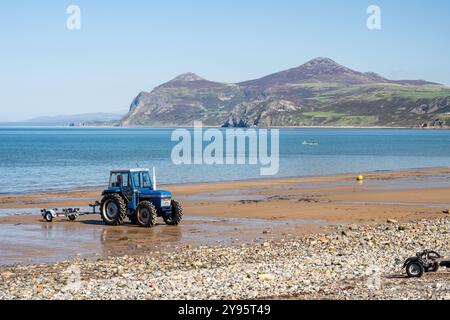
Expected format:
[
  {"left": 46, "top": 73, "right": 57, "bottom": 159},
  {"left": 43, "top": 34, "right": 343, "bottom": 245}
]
[
  {"left": 164, "top": 200, "right": 183, "bottom": 226},
  {"left": 136, "top": 201, "right": 157, "bottom": 228},
  {"left": 100, "top": 193, "right": 127, "bottom": 226}
]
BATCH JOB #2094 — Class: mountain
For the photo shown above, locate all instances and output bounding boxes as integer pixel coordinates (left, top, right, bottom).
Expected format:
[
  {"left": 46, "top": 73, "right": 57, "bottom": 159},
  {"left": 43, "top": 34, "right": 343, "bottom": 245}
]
[
  {"left": 240, "top": 57, "right": 389, "bottom": 87},
  {"left": 121, "top": 58, "right": 450, "bottom": 128}
]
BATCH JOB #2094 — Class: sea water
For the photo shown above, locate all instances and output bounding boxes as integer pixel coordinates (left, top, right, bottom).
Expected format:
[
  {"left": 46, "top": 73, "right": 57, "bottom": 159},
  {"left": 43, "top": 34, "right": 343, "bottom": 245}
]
[{"left": 0, "top": 127, "right": 449, "bottom": 194}]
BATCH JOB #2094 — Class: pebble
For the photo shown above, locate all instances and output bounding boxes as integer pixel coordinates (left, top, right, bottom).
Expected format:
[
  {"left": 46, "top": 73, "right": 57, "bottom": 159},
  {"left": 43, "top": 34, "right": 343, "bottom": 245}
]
[
  {"left": 0, "top": 218, "right": 448, "bottom": 300},
  {"left": 258, "top": 274, "right": 275, "bottom": 281},
  {"left": 1, "top": 272, "right": 15, "bottom": 279}
]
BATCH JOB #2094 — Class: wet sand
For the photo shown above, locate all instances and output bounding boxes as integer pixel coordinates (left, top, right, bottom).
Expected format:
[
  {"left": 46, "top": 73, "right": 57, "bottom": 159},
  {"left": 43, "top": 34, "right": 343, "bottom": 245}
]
[{"left": 0, "top": 167, "right": 449, "bottom": 265}]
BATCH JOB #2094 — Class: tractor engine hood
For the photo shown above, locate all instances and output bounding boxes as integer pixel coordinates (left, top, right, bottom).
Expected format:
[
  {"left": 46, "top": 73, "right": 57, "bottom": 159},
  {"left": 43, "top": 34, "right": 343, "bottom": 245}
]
[
  {"left": 102, "top": 188, "right": 172, "bottom": 198},
  {"left": 139, "top": 189, "right": 172, "bottom": 199}
]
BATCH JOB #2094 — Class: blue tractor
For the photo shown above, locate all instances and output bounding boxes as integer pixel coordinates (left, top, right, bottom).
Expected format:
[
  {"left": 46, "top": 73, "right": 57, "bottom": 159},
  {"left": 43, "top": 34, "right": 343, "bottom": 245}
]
[{"left": 100, "top": 168, "right": 183, "bottom": 227}]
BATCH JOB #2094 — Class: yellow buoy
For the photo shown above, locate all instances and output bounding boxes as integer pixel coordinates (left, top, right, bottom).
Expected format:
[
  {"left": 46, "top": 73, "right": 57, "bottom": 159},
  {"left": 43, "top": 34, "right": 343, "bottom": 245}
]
[{"left": 357, "top": 175, "right": 364, "bottom": 182}]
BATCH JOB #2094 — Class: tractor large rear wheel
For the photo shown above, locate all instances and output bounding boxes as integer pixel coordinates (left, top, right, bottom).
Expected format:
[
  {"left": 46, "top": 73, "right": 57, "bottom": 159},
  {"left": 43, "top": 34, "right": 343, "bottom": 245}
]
[
  {"left": 164, "top": 200, "right": 183, "bottom": 226},
  {"left": 100, "top": 194, "right": 126, "bottom": 226},
  {"left": 136, "top": 201, "right": 157, "bottom": 228}
]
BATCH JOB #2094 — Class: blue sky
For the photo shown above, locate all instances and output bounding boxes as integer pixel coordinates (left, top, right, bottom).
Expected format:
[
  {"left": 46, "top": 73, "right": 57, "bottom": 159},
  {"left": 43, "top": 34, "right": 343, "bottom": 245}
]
[{"left": 1, "top": 0, "right": 450, "bottom": 121}]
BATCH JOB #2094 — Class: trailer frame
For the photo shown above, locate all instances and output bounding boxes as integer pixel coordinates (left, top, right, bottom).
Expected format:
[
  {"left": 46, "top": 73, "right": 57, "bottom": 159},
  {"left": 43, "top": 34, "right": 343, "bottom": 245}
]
[{"left": 41, "top": 202, "right": 100, "bottom": 222}]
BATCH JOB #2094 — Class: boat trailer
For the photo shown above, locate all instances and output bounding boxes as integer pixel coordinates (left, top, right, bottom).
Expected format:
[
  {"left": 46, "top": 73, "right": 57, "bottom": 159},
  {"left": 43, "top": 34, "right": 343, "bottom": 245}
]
[{"left": 41, "top": 202, "right": 101, "bottom": 222}]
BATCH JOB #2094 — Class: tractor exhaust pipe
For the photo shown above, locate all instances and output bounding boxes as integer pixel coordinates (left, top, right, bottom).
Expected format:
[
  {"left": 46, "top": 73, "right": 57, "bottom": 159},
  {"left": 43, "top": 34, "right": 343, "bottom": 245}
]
[{"left": 152, "top": 166, "right": 157, "bottom": 190}]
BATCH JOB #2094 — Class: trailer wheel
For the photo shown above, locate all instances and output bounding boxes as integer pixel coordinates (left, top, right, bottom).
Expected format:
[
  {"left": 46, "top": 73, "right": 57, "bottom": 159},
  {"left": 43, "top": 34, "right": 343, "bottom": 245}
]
[
  {"left": 406, "top": 261, "right": 424, "bottom": 278},
  {"left": 164, "top": 200, "right": 183, "bottom": 226},
  {"left": 100, "top": 194, "right": 126, "bottom": 226},
  {"left": 68, "top": 215, "right": 76, "bottom": 221},
  {"left": 44, "top": 212, "right": 53, "bottom": 223},
  {"left": 426, "top": 263, "right": 439, "bottom": 273},
  {"left": 136, "top": 201, "right": 157, "bottom": 228}
]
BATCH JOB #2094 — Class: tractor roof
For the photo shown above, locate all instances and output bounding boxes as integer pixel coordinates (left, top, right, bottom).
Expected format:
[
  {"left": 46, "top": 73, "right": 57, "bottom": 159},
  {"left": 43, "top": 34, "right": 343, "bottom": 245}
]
[{"left": 111, "top": 168, "right": 150, "bottom": 173}]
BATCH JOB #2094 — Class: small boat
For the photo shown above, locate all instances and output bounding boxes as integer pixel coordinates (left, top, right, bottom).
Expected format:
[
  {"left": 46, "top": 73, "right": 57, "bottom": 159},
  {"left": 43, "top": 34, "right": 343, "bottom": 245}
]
[{"left": 302, "top": 141, "right": 319, "bottom": 146}]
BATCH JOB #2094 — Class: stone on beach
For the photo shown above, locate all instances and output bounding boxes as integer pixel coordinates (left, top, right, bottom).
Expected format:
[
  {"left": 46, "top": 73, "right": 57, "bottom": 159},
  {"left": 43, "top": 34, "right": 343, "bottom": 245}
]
[{"left": 0, "top": 218, "right": 448, "bottom": 300}]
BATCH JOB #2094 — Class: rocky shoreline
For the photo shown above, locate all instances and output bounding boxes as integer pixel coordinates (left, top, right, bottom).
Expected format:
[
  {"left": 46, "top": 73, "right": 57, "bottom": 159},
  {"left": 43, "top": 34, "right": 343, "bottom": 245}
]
[{"left": 0, "top": 218, "right": 448, "bottom": 300}]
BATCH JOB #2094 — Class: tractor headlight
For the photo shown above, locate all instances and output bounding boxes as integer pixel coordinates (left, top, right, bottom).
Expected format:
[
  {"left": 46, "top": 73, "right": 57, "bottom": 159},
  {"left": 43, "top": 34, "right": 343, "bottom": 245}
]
[{"left": 161, "top": 198, "right": 171, "bottom": 207}]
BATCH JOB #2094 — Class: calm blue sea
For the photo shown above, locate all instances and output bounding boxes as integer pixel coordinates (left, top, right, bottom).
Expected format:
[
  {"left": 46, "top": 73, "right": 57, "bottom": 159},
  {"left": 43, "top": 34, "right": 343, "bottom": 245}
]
[{"left": 0, "top": 127, "right": 449, "bottom": 194}]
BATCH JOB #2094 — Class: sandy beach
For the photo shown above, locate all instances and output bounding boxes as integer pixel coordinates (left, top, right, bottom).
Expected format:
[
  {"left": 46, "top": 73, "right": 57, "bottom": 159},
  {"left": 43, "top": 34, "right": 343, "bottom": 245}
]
[
  {"left": 0, "top": 167, "right": 449, "bottom": 264},
  {"left": 0, "top": 167, "right": 449, "bottom": 299}
]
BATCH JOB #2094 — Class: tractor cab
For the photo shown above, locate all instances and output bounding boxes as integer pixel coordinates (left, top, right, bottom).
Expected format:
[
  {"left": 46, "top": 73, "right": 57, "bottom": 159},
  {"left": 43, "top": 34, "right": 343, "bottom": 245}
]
[
  {"left": 108, "top": 169, "right": 155, "bottom": 203},
  {"left": 100, "top": 169, "right": 182, "bottom": 228},
  {"left": 109, "top": 169, "right": 153, "bottom": 190}
]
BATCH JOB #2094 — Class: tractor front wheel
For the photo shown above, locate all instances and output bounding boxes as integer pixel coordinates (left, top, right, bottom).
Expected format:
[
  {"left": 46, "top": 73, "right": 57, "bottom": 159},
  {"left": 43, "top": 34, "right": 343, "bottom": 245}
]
[
  {"left": 164, "top": 200, "right": 183, "bottom": 226},
  {"left": 136, "top": 201, "right": 157, "bottom": 228},
  {"left": 100, "top": 194, "right": 127, "bottom": 226}
]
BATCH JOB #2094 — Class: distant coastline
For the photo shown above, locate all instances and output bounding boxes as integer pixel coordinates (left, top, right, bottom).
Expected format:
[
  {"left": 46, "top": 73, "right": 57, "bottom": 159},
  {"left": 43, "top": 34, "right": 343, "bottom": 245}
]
[{"left": 1, "top": 123, "right": 449, "bottom": 130}]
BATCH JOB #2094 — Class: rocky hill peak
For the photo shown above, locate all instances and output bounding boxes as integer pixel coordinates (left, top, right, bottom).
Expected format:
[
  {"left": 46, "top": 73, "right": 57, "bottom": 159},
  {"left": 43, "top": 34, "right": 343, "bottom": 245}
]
[
  {"left": 156, "top": 72, "right": 225, "bottom": 90},
  {"left": 171, "top": 72, "right": 205, "bottom": 82}
]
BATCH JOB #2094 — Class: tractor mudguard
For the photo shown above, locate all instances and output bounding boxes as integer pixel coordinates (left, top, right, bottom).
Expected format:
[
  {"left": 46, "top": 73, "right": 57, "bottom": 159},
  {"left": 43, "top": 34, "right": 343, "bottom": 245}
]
[
  {"left": 102, "top": 190, "right": 129, "bottom": 202},
  {"left": 102, "top": 189, "right": 121, "bottom": 196}
]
